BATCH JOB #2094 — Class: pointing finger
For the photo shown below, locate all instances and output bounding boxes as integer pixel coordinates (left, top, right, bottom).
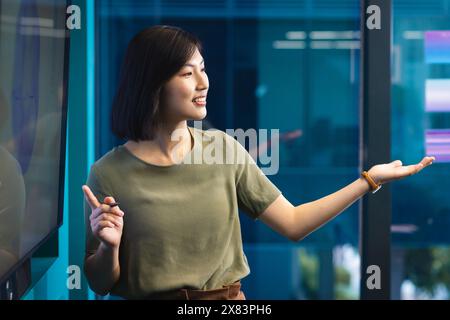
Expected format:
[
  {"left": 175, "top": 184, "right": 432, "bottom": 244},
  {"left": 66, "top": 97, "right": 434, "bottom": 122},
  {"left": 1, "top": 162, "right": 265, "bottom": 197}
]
[{"left": 82, "top": 185, "right": 101, "bottom": 209}]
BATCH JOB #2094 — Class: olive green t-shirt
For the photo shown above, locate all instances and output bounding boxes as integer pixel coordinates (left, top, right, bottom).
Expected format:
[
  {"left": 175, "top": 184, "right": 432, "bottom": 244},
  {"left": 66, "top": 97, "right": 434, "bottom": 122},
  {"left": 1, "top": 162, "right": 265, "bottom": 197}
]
[{"left": 84, "top": 126, "right": 282, "bottom": 299}]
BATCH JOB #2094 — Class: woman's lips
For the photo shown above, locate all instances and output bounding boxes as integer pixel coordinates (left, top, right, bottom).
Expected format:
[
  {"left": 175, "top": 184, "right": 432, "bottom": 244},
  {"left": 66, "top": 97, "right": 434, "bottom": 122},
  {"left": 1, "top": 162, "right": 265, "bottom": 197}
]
[{"left": 192, "top": 97, "right": 206, "bottom": 106}]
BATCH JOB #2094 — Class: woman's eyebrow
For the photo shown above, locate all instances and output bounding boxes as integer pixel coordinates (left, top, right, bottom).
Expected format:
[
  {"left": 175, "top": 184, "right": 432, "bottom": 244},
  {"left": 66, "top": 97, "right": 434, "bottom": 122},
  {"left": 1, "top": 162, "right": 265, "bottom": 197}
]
[{"left": 183, "top": 59, "right": 204, "bottom": 67}]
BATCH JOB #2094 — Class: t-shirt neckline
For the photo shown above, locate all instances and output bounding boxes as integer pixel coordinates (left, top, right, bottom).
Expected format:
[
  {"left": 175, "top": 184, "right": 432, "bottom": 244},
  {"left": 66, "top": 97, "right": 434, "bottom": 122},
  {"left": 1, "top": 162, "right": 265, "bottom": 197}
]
[{"left": 119, "top": 126, "right": 197, "bottom": 170}]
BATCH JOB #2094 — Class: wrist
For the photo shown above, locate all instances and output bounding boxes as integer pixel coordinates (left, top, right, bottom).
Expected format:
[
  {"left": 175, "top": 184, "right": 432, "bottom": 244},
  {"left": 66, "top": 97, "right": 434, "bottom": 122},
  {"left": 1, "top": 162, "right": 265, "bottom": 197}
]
[
  {"left": 367, "top": 168, "right": 381, "bottom": 185},
  {"left": 99, "top": 242, "right": 119, "bottom": 254},
  {"left": 358, "top": 176, "right": 372, "bottom": 194},
  {"left": 361, "top": 170, "right": 382, "bottom": 194}
]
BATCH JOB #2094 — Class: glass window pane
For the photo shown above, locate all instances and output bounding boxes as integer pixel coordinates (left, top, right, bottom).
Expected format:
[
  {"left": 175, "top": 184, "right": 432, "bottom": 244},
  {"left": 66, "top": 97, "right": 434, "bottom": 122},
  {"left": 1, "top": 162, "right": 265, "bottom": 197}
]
[{"left": 392, "top": 0, "right": 450, "bottom": 300}]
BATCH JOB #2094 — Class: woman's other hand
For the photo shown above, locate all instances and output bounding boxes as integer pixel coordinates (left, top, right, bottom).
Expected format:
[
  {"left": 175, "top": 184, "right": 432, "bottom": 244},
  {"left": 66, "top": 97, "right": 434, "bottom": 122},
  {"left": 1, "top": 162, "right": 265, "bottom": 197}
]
[
  {"left": 367, "top": 156, "right": 435, "bottom": 185},
  {"left": 82, "top": 185, "right": 124, "bottom": 249}
]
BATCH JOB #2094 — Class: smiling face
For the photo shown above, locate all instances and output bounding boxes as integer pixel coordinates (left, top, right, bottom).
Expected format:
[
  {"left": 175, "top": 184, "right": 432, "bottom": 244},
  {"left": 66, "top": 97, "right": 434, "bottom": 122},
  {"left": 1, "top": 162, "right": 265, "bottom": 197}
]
[{"left": 159, "top": 47, "right": 209, "bottom": 124}]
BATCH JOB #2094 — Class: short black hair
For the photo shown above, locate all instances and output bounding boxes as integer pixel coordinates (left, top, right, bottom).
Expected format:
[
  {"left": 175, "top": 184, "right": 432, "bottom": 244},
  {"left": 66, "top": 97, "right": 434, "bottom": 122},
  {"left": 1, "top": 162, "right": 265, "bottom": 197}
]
[{"left": 111, "top": 25, "right": 202, "bottom": 141}]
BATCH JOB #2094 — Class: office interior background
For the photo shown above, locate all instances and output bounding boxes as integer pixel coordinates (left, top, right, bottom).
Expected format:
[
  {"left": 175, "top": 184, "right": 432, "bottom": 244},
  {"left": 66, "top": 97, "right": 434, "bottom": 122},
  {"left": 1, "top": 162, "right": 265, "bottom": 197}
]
[{"left": 0, "top": 0, "right": 449, "bottom": 300}]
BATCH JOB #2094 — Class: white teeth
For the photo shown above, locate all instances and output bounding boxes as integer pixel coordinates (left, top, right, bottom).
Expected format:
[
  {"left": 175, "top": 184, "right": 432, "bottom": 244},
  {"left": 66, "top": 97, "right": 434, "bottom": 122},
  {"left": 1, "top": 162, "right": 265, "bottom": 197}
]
[{"left": 193, "top": 97, "right": 206, "bottom": 102}]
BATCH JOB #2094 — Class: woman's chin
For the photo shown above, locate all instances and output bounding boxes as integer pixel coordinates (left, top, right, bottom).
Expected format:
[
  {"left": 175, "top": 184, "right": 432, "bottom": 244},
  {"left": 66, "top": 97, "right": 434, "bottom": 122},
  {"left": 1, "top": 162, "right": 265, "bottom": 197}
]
[{"left": 192, "top": 109, "right": 207, "bottom": 120}]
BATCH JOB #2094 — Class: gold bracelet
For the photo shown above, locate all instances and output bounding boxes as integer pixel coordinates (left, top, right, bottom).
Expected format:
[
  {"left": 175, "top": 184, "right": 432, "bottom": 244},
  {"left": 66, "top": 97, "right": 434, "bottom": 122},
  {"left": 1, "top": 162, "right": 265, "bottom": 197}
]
[{"left": 361, "top": 171, "right": 382, "bottom": 194}]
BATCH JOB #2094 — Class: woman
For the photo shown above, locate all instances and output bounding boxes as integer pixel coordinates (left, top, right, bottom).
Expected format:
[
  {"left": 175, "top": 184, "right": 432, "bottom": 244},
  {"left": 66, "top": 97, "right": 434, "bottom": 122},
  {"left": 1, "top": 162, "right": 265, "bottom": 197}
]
[{"left": 82, "top": 25, "right": 434, "bottom": 300}]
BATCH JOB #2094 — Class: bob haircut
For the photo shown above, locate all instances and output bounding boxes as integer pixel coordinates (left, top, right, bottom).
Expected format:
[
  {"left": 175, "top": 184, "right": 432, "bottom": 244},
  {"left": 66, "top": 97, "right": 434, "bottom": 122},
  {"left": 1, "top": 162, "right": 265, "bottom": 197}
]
[{"left": 111, "top": 25, "right": 202, "bottom": 141}]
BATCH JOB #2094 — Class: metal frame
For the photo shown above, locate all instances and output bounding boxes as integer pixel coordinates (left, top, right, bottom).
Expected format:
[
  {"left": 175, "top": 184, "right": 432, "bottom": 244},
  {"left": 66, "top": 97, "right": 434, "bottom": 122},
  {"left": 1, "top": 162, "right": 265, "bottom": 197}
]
[{"left": 359, "top": 0, "right": 392, "bottom": 300}]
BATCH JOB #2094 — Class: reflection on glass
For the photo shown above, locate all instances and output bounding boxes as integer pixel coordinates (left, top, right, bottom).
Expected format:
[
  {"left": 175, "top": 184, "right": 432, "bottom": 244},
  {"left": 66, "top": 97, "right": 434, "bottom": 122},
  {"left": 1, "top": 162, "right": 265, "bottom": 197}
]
[
  {"left": 425, "top": 129, "right": 450, "bottom": 162},
  {"left": 0, "top": 0, "right": 68, "bottom": 283},
  {"left": 0, "top": 89, "right": 25, "bottom": 276},
  {"left": 425, "top": 31, "right": 450, "bottom": 64},
  {"left": 425, "top": 79, "right": 450, "bottom": 112},
  {"left": 392, "top": 0, "right": 450, "bottom": 299}
]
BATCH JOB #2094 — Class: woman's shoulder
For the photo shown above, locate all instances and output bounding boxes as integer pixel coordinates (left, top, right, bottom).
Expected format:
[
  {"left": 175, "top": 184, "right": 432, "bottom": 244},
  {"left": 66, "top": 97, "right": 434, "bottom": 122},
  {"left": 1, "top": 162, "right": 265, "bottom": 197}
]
[
  {"left": 191, "top": 125, "right": 236, "bottom": 146},
  {"left": 90, "top": 146, "right": 126, "bottom": 174},
  {"left": 191, "top": 126, "right": 250, "bottom": 165}
]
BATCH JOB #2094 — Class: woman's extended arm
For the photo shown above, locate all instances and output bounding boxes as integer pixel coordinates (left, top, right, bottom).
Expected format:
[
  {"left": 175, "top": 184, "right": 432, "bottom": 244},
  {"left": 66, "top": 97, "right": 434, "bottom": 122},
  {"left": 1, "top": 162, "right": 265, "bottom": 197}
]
[{"left": 259, "top": 156, "right": 435, "bottom": 242}]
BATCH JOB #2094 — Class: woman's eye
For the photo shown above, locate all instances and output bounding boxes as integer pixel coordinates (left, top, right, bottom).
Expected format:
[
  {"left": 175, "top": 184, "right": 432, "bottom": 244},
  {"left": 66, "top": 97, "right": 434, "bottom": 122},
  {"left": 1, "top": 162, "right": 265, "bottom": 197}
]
[{"left": 182, "top": 68, "right": 205, "bottom": 77}]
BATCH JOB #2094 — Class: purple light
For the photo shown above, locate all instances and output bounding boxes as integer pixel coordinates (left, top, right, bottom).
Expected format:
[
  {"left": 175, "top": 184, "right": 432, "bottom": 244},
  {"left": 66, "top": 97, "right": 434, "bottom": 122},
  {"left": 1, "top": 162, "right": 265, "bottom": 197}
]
[
  {"left": 426, "top": 129, "right": 450, "bottom": 162},
  {"left": 425, "top": 31, "right": 450, "bottom": 64},
  {"left": 425, "top": 79, "right": 450, "bottom": 112}
]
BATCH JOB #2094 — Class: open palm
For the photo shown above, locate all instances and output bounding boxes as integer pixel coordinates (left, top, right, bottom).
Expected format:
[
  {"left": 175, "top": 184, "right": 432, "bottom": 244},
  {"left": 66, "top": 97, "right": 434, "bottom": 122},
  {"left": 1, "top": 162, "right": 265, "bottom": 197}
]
[{"left": 368, "top": 156, "right": 435, "bottom": 185}]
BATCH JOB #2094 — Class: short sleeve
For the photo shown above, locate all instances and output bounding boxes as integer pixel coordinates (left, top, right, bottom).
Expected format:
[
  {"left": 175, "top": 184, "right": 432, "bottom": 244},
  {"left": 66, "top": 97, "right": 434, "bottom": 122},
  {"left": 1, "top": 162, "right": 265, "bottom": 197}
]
[
  {"left": 233, "top": 138, "right": 282, "bottom": 220},
  {"left": 84, "top": 165, "right": 113, "bottom": 255}
]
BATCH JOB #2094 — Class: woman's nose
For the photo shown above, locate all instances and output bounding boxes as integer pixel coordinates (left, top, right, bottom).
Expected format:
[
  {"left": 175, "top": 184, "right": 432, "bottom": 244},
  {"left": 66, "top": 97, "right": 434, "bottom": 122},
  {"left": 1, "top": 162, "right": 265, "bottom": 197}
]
[
  {"left": 196, "top": 72, "right": 208, "bottom": 90},
  {"left": 197, "top": 72, "right": 209, "bottom": 90}
]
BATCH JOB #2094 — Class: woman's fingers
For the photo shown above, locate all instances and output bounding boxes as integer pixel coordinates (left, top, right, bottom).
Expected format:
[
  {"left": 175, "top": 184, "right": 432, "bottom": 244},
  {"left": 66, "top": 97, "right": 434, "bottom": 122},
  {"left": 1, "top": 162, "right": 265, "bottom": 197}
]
[
  {"left": 400, "top": 164, "right": 422, "bottom": 177},
  {"left": 419, "top": 156, "right": 435, "bottom": 167},
  {"left": 371, "top": 156, "right": 435, "bottom": 184},
  {"left": 82, "top": 185, "right": 101, "bottom": 210},
  {"left": 82, "top": 186, "right": 123, "bottom": 214},
  {"left": 90, "top": 205, "right": 124, "bottom": 222},
  {"left": 94, "top": 220, "right": 116, "bottom": 233},
  {"left": 390, "top": 160, "right": 403, "bottom": 167},
  {"left": 407, "top": 157, "right": 434, "bottom": 176},
  {"left": 91, "top": 212, "right": 123, "bottom": 229},
  {"left": 396, "top": 157, "right": 435, "bottom": 178},
  {"left": 103, "top": 197, "right": 123, "bottom": 216}
]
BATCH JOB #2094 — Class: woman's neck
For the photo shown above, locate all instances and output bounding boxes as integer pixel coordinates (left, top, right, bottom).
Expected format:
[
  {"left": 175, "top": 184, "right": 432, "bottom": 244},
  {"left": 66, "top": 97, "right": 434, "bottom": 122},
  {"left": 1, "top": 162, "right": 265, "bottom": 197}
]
[{"left": 125, "top": 122, "right": 192, "bottom": 164}]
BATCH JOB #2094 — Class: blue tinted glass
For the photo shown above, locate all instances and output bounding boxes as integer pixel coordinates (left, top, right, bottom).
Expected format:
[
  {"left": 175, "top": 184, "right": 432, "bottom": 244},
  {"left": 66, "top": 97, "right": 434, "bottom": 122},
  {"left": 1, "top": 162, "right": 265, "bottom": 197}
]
[{"left": 392, "top": 0, "right": 450, "bottom": 299}]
